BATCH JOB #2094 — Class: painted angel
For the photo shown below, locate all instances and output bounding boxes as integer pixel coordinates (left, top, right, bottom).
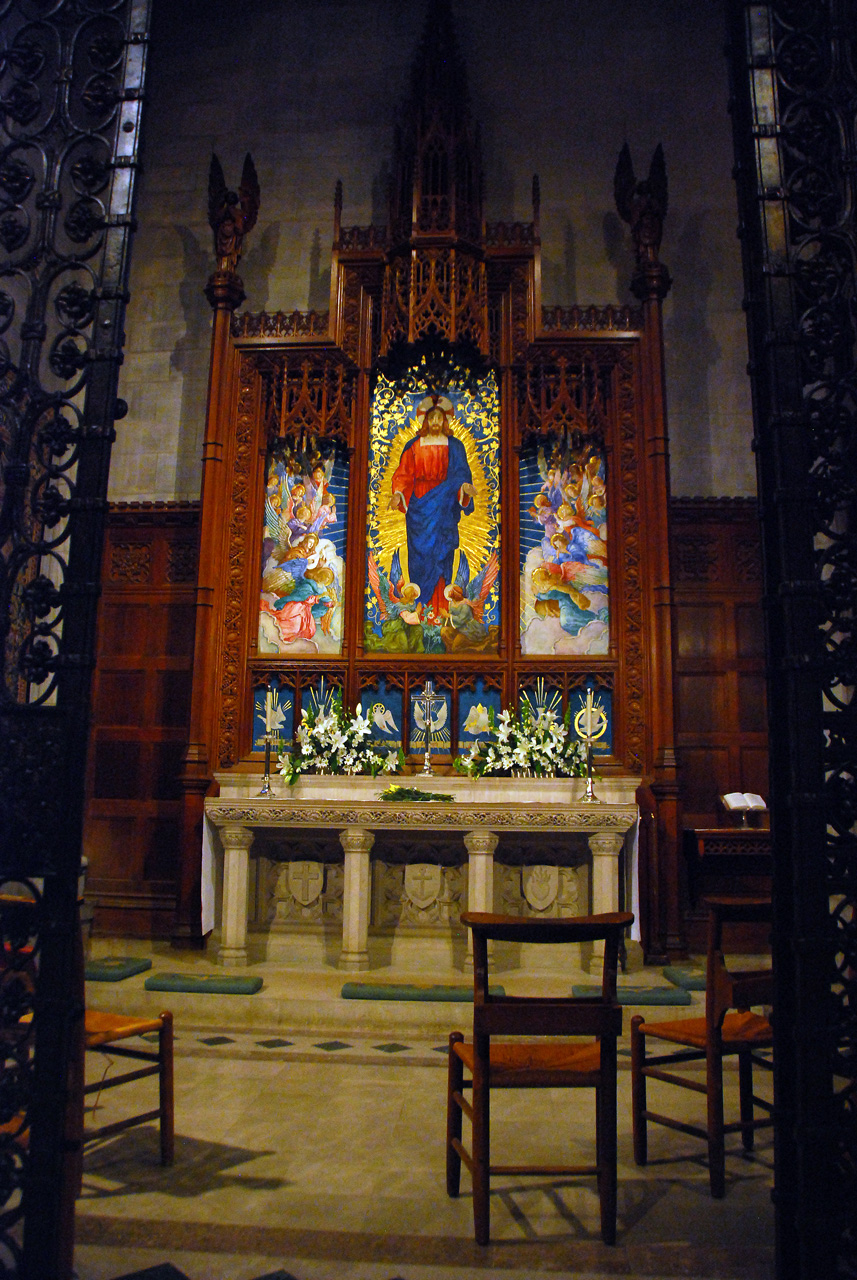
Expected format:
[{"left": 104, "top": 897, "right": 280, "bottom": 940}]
[
  {"left": 442, "top": 550, "right": 499, "bottom": 644},
  {"left": 367, "top": 551, "right": 422, "bottom": 625}
]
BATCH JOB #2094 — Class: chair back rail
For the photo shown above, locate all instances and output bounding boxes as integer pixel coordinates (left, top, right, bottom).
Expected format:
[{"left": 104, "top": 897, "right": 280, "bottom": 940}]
[
  {"left": 704, "top": 896, "right": 772, "bottom": 1032},
  {"left": 474, "top": 1001, "right": 623, "bottom": 1038}
]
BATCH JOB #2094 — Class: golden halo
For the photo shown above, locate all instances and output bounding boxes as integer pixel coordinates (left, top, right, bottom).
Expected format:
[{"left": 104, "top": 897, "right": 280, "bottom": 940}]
[{"left": 573, "top": 705, "right": 608, "bottom": 741}]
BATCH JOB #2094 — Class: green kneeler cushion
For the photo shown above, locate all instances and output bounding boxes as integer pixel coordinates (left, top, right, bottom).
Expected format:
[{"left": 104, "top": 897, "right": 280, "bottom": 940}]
[
  {"left": 144, "top": 973, "right": 263, "bottom": 995},
  {"left": 571, "top": 984, "right": 691, "bottom": 1006},
  {"left": 85, "top": 957, "right": 152, "bottom": 982},
  {"left": 341, "top": 983, "right": 505, "bottom": 1001},
  {"left": 662, "top": 964, "right": 707, "bottom": 991}
]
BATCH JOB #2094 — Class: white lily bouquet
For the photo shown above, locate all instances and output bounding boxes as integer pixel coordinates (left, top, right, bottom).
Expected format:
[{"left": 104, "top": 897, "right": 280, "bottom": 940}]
[
  {"left": 278, "top": 692, "right": 403, "bottom": 785},
  {"left": 455, "top": 700, "right": 587, "bottom": 779}
]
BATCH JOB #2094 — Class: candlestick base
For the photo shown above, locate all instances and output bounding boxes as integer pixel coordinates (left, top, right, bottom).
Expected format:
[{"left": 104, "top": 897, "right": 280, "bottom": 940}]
[
  {"left": 257, "top": 735, "right": 273, "bottom": 796},
  {"left": 579, "top": 745, "right": 602, "bottom": 804}
]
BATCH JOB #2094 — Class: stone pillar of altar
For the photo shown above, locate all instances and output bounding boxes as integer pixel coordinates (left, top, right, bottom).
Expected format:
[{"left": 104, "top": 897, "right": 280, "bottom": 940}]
[
  {"left": 217, "top": 825, "right": 254, "bottom": 966},
  {"left": 339, "top": 827, "right": 375, "bottom": 971},
  {"left": 463, "top": 829, "right": 498, "bottom": 970},
  {"left": 587, "top": 830, "right": 625, "bottom": 973}
]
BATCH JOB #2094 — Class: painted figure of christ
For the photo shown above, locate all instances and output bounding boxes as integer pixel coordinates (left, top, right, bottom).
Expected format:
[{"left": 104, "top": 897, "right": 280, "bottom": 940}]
[{"left": 388, "top": 396, "right": 475, "bottom": 618}]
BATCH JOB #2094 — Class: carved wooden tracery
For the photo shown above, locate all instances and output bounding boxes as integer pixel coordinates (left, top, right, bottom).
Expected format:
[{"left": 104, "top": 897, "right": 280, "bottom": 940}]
[{"left": 180, "top": 0, "right": 677, "bottom": 957}]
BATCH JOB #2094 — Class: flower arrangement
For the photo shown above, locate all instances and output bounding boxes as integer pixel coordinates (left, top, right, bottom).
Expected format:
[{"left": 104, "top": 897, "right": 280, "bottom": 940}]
[
  {"left": 278, "top": 692, "right": 403, "bottom": 785},
  {"left": 454, "top": 701, "right": 587, "bottom": 779}
]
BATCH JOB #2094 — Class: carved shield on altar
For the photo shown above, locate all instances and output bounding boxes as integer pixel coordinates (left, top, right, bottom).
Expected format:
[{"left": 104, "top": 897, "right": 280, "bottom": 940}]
[
  {"left": 404, "top": 862, "right": 442, "bottom": 909},
  {"left": 287, "top": 860, "right": 324, "bottom": 906},
  {"left": 522, "top": 864, "right": 558, "bottom": 912}
]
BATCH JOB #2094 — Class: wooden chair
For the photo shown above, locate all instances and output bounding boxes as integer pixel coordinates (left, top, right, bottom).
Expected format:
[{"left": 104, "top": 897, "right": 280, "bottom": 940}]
[
  {"left": 446, "top": 909, "right": 633, "bottom": 1246},
  {"left": 631, "top": 894, "right": 773, "bottom": 1197},
  {"left": 84, "top": 1009, "right": 174, "bottom": 1165}
]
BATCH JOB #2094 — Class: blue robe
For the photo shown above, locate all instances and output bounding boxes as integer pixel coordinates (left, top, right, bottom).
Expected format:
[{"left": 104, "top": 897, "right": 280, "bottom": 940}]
[{"left": 400, "top": 435, "right": 473, "bottom": 605}]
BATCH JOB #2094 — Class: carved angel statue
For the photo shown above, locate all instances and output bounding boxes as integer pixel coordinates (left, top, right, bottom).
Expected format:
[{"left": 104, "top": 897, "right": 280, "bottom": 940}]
[
  {"left": 614, "top": 142, "right": 668, "bottom": 267},
  {"left": 208, "top": 152, "right": 260, "bottom": 272}
]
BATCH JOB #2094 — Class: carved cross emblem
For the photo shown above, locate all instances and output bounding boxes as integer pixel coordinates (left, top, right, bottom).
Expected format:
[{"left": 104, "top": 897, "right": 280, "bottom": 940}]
[
  {"left": 287, "top": 860, "right": 324, "bottom": 906},
  {"left": 404, "top": 862, "right": 442, "bottom": 910}
]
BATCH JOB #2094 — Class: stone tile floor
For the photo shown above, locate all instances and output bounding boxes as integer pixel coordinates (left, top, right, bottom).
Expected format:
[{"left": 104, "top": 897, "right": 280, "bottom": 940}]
[{"left": 75, "top": 994, "right": 775, "bottom": 1280}]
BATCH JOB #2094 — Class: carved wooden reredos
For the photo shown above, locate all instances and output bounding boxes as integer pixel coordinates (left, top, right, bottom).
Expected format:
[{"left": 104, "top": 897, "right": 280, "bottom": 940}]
[{"left": 182, "top": 0, "right": 679, "bottom": 951}]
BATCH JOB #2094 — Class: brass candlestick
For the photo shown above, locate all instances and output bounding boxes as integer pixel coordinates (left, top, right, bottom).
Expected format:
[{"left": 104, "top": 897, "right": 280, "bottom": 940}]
[
  {"left": 258, "top": 732, "right": 273, "bottom": 796},
  {"left": 574, "top": 688, "right": 607, "bottom": 804}
]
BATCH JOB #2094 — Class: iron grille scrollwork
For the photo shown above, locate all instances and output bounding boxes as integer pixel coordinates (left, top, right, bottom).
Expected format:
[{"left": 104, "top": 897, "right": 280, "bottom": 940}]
[
  {"left": 0, "top": 2, "right": 151, "bottom": 1275},
  {"left": 728, "top": 3, "right": 857, "bottom": 1277}
]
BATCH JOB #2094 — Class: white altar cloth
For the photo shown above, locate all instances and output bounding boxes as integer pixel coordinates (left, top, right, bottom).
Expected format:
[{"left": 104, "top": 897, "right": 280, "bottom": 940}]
[{"left": 203, "top": 773, "right": 640, "bottom": 971}]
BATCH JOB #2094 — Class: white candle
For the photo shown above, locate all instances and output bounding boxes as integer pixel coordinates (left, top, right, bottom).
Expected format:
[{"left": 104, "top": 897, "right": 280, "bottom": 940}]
[
  {"left": 584, "top": 690, "right": 594, "bottom": 739},
  {"left": 265, "top": 691, "right": 273, "bottom": 735}
]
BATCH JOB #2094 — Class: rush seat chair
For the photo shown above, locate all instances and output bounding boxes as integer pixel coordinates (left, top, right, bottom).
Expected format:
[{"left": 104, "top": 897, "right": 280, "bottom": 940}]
[
  {"left": 630, "top": 894, "right": 773, "bottom": 1197},
  {"left": 446, "top": 909, "right": 633, "bottom": 1246},
  {"left": 84, "top": 1008, "right": 175, "bottom": 1165}
]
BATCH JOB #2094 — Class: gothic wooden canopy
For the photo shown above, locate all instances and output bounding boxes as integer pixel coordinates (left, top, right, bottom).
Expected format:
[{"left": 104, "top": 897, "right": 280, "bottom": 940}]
[{"left": 178, "top": 0, "right": 680, "bottom": 958}]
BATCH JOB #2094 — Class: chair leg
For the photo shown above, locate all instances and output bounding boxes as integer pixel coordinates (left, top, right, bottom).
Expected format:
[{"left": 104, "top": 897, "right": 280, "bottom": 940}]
[
  {"left": 158, "top": 1012, "right": 174, "bottom": 1166},
  {"left": 471, "top": 1045, "right": 490, "bottom": 1246},
  {"left": 738, "top": 1049, "right": 754, "bottom": 1151},
  {"left": 706, "top": 1036, "right": 726, "bottom": 1198},
  {"left": 630, "top": 1015, "right": 647, "bottom": 1166},
  {"left": 597, "top": 1040, "right": 618, "bottom": 1245},
  {"left": 446, "top": 1032, "right": 464, "bottom": 1197}
]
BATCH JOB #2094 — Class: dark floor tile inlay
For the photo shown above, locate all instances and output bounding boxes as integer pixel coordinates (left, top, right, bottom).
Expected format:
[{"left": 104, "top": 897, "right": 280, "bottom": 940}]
[
  {"left": 374, "top": 1042, "right": 411, "bottom": 1053},
  {"left": 197, "top": 1035, "right": 235, "bottom": 1046},
  {"left": 112, "top": 1264, "right": 191, "bottom": 1280},
  {"left": 313, "top": 1039, "right": 352, "bottom": 1051},
  {"left": 256, "top": 1037, "right": 294, "bottom": 1048}
]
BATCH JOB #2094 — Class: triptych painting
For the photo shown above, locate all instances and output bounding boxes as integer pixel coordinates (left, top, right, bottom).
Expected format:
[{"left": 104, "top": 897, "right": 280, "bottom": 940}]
[{"left": 254, "top": 370, "right": 611, "bottom": 742}]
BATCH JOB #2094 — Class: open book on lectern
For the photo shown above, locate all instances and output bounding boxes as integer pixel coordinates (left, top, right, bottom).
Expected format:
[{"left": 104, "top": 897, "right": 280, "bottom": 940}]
[{"left": 720, "top": 792, "right": 767, "bottom": 812}]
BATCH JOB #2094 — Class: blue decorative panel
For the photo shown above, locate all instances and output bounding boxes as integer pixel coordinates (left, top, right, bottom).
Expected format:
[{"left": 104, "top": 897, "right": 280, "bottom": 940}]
[
  {"left": 252, "top": 678, "right": 294, "bottom": 750},
  {"left": 569, "top": 682, "right": 612, "bottom": 754},
  {"left": 300, "top": 678, "right": 339, "bottom": 723},
  {"left": 408, "top": 685, "right": 451, "bottom": 758},
  {"left": 361, "top": 679, "right": 404, "bottom": 750},
  {"left": 458, "top": 680, "right": 502, "bottom": 752}
]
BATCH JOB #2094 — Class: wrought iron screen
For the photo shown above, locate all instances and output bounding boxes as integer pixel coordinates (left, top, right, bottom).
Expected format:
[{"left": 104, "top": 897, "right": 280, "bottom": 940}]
[
  {"left": 727, "top": 4, "right": 857, "bottom": 1277},
  {"left": 0, "top": 1, "right": 150, "bottom": 1275}
]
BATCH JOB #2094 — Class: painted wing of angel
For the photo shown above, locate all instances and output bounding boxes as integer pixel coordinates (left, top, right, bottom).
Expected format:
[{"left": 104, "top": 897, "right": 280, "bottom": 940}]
[
  {"left": 264, "top": 491, "right": 286, "bottom": 543},
  {"left": 307, "top": 453, "right": 336, "bottom": 517},
  {"left": 367, "top": 552, "right": 420, "bottom": 622},
  {"left": 208, "top": 152, "right": 260, "bottom": 272},
  {"left": 454, "top": 550, "right": 499, "bottom": 623},
  {"left": 442, "top": 550, "right": 499, "bottom": 644}
]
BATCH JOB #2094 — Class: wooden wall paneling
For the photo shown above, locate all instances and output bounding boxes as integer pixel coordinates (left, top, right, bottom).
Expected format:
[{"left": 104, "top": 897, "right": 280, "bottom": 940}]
[
  {"left": 670, "top": 497, "right": 769, "bottom": 948},
  {"left": 84, "top": 503, "right": 199, "bottom": 936}
]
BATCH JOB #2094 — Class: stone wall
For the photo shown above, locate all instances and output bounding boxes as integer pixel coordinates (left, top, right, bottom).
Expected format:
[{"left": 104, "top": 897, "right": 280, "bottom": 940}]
[{"left": 111, "top": 0, "right": 753, "bottom": 503}]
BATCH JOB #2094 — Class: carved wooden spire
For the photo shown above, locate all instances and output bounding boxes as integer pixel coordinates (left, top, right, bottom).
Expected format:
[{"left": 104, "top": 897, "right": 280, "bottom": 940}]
[
  {"left": 382, "top": 0, "right": 487, "bottom": 353},
  {"left": 389, "top": 0, "right": 482, "bottom": 245}
]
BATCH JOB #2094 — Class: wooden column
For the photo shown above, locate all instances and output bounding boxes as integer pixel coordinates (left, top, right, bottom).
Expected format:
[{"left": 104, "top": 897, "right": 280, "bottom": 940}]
[
  {"left": 634, "top": 259, "right": 682, "bottom": 959},
  {"left": 174, "top": 268, "right": 245, "bottom": 946}
]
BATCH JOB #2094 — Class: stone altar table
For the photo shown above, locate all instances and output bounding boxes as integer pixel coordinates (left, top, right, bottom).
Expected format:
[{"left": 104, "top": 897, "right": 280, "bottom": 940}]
[{"left": 204, "top": 773, "right": 640, "bottom": 971}]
